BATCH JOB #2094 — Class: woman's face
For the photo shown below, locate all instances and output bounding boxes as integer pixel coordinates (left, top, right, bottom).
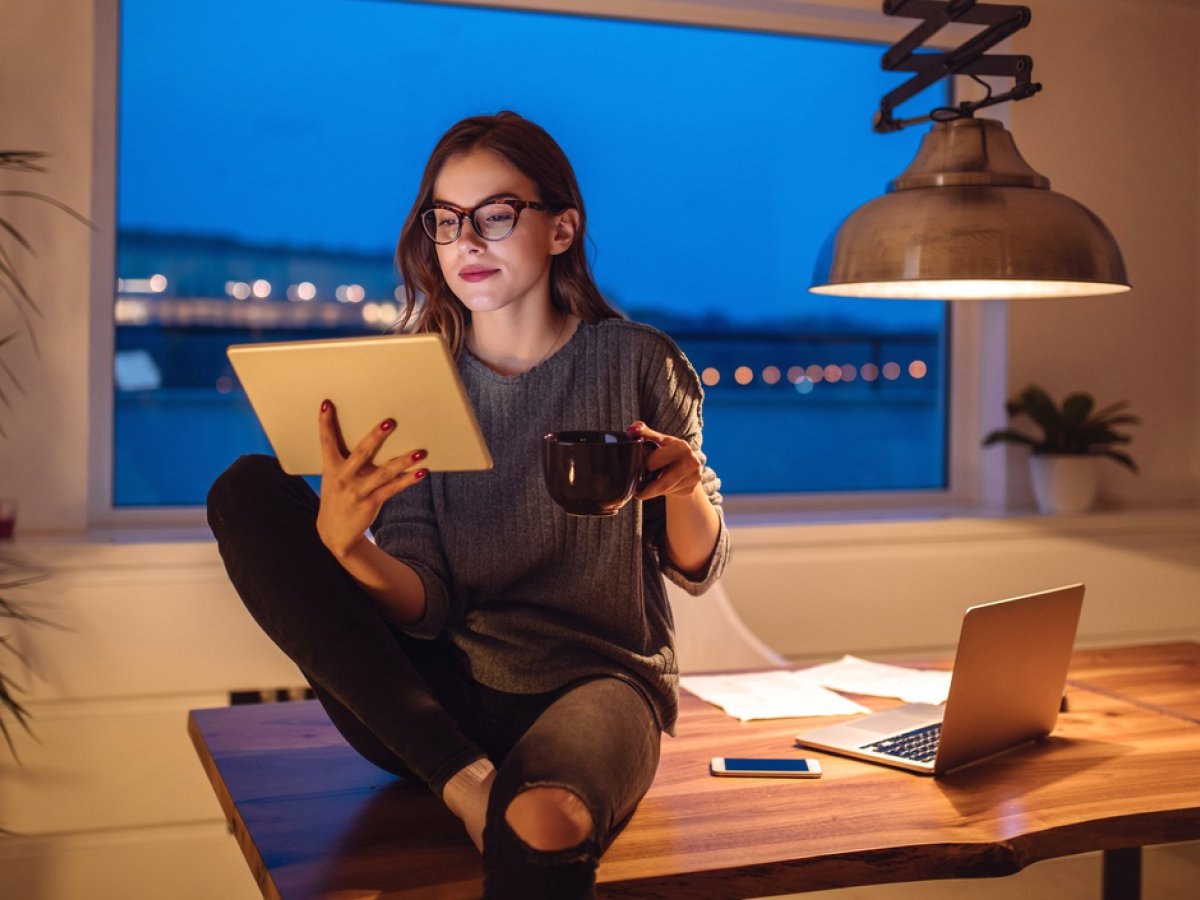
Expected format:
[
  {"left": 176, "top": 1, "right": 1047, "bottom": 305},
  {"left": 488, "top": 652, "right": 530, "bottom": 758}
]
[{"left": 431, "top": 149, "right": 569, "bottom": 319}]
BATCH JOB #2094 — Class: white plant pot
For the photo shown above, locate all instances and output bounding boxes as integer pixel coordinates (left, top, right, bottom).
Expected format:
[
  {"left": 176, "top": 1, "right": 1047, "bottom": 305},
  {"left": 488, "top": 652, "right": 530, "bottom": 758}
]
[{"left": 1029, "top": 454, "right": 1100, "bottom": 515}]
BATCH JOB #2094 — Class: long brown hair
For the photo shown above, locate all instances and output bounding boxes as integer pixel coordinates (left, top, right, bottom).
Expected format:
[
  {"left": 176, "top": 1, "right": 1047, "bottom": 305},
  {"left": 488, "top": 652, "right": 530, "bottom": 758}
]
[{"left": 395, "top": 111, "right": 622, "bottom": 355}]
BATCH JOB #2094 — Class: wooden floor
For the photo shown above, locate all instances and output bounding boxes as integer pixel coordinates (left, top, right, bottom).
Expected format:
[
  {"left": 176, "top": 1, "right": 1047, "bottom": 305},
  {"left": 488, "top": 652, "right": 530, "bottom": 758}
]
[{"left": 189, "top": 643, "right": 1200, "bottom": 899}]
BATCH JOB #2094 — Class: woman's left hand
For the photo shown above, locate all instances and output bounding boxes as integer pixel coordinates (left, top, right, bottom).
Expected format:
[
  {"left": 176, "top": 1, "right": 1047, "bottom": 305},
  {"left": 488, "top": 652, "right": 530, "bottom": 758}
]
[{"left": 627, "top": 421, "right": 703, "bottom": 501}]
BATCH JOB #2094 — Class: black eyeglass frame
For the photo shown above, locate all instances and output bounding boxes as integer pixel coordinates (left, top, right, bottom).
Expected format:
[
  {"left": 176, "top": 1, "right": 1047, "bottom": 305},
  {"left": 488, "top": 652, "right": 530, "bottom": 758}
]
[{"left": 420, "top": 198, "right": 552, "bottom": 244}]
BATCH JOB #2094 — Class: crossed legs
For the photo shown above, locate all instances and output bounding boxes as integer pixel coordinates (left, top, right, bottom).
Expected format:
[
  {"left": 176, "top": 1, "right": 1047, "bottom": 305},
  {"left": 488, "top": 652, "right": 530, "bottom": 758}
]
[{"left": 207, "top": 455, "right": 661, "bottom": 897}]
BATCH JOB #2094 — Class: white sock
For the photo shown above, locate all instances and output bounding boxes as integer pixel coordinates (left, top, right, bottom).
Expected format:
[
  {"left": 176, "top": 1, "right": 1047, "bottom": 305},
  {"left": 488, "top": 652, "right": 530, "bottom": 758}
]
[{"left": 441, "top": 757, "right": 496, "bottom": 853}]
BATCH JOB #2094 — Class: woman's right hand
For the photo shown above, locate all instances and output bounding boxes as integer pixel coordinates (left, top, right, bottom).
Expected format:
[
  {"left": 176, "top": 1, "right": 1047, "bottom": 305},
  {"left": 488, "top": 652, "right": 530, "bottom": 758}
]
[{"left": 315, "top": 399, "right": 428, "bottom": 560}]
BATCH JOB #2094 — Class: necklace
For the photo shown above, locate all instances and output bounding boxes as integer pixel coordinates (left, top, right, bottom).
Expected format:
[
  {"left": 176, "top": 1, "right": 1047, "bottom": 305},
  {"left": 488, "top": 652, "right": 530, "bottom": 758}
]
[
  {"left": 534, "top": 311, "right": 570, "bottom": 369},
  {"left": 467, "top": 311, "right": 570, "bottom": 375}
]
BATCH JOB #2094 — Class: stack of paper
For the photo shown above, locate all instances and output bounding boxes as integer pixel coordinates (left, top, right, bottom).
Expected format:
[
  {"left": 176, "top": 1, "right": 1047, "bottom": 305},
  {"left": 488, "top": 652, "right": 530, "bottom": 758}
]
[
  {"left": 803, "top": 655, "right": 953, "bottom": 706},
  {"left": 679, "top": 670, "right": 871, "bottom": 721},
  {"left": 679, "top": 655, "right": 953, "bottom": 721}
]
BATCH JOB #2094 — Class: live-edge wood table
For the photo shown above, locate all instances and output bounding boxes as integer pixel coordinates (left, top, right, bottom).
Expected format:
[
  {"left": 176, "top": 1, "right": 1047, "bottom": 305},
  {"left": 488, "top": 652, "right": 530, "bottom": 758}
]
[{"left": 189, "top": 642, "right": 1200, "bottom": 899}]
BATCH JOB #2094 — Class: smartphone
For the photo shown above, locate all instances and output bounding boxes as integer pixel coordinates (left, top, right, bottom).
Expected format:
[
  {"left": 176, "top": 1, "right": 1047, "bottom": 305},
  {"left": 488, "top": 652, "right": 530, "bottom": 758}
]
[{"left": 709, "top": 756, "right": 823, "bottom": 778}]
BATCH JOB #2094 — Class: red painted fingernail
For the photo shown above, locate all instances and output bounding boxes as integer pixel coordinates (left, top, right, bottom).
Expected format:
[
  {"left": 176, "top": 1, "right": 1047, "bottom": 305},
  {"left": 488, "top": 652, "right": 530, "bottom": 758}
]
[
  {"left": 320, "top": 399, "right": 331, "bottom": 412},
  {"left": 627, "top": 424, "right": 642, "bottom": 435},
  {"left": 380, "top": 419, "right": 395, "bottom": 432},
  {"left": 413, "top": 449, "right": 427, "bottom": 462},
  {"left": 415, "top": 468, "right": 428, "bottom": 480}
]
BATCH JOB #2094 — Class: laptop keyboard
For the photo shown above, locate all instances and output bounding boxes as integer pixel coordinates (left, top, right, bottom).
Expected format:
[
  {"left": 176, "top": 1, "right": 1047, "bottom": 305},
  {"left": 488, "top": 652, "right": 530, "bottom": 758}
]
[{"left": 861, "top": 722, "right": 942, "bottom": 763}]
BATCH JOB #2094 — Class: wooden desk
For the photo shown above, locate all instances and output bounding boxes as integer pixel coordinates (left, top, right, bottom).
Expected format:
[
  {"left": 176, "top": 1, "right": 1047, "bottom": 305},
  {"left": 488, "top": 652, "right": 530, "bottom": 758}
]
[{"left": 188, "top": 643, "right": 1200, "bottom": 899}]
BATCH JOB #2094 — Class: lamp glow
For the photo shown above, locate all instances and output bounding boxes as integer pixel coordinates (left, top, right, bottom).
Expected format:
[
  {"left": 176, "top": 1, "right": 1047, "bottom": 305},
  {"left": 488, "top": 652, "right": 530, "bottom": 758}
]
[
  {"left": 812, "top": 279, "right": 1130, "bottom": 300},
  {"left": 811, "top": 118, "right": 1130, "bottom": 300}
]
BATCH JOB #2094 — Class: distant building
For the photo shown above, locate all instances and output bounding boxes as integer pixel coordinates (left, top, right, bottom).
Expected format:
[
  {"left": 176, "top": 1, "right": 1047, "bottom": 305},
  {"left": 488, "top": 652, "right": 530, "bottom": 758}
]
[{"left": 117, "top": 229, "right": 404, "bottom": 329}]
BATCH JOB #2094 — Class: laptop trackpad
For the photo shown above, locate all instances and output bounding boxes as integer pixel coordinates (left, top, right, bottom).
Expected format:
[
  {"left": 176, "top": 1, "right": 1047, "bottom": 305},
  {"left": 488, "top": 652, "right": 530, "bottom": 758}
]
[
  {"left": 843, "top": 704, "right": 943, "bottom": 734},
  {"left": 796, "top": 703, "right": 945, "bottom": 749}
]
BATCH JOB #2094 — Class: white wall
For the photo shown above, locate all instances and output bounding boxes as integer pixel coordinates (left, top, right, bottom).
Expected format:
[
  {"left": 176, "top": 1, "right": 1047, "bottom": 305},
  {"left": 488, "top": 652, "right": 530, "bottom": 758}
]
[
  {"left": 722, "top": 510, "right": 1200, "bottom": 661},
  {"left": 1007, "top": 0, "right": 1200, "bottom": 509},
  {"left": 0, "top": 0, "right": 100, "bottom": 531}
]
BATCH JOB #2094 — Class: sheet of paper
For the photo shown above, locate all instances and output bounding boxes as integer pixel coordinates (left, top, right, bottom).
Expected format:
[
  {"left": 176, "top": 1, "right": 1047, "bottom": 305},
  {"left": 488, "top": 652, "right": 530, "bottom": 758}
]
[
  {"left": 802, "top": 654, "right": 953, "bottom": 705},
  {"left": 679, "top": 670, "right": 872, "bottom": 721}
]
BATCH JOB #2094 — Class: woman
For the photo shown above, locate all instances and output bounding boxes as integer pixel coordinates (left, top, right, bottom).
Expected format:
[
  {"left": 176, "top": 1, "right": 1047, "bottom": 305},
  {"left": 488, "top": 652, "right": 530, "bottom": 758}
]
[{"left": 208, "top": 110, "right": 728, "bottom": 898}]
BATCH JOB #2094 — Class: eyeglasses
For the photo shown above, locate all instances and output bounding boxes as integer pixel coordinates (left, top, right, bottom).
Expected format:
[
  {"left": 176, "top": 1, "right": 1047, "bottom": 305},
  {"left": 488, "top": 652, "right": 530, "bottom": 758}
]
[{"left": 420, "top": 198, "right": 549, "bottom": 244}]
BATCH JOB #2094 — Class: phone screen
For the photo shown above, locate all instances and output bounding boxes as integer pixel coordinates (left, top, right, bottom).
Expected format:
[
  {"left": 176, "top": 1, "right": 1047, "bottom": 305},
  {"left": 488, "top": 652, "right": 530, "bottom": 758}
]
[{"left": 723, "top": 758, "right": 815, "bottom": 773}]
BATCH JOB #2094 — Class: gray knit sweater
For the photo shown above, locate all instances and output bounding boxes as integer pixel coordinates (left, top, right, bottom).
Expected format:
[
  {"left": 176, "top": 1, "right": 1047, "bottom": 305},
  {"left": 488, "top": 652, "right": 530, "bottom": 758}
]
[{"left": 372, "top": 318, "right": 729, "bottom": 734}]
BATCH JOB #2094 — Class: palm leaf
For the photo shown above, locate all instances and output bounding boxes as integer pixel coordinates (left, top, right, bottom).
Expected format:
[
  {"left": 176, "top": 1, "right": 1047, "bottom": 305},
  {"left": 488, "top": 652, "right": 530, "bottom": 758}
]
[
  {"left": 0, "top": 360, "right": 23, "bottom": 398},
  {"left": 0, "top": 152, "right": 94, "bottom": 439},
  {"left": 1094, "top": 413, "right": 1140, "bottom": 428},
  {"left": 1, "top": 560, "right": 54, "bottom": 759},
  {"left": 0, "top": 255, "right": 39, "bottom": 314},
  {"left": 0, "top": 283, "right": 41, "bottom": 356},
  {"left": 0, "top": 191, "right": 97, "bottom": 231},
  {"left": 1091, "top": 399, "right": 1132, "bottom": 421},
  {"left": 0, "top": 217, "right": 36, "bottom": 255},
  {"left": 1101, "top": 449, "right": 1139, "bottom": 473},
  {"left": 1061, "top": 392, "right": 1095, "bottom": 428},
  {"left": 1016, "top": 385, "right": 1062, "bottom": 434},
  {"left": 0, "top": 636, "right": 32, "bottom": 762},
  {"left": 0, "top": 151, "right": 48, "bottom": 172},
  {"left": 1079, "top": 425, "right": 1132, "bottom": 445}
]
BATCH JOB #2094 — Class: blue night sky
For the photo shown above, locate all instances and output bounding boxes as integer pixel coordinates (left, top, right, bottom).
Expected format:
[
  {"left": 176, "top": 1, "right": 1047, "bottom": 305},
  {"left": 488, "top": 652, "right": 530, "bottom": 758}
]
[{"left": 118, "top": 0, "right": 945, "bottom": 329}]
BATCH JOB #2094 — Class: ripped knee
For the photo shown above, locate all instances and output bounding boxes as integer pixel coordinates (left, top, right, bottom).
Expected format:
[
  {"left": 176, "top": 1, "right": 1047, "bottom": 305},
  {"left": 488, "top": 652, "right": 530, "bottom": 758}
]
[{"left": 504, "top": 786, "right": 594, "bottom": 852}]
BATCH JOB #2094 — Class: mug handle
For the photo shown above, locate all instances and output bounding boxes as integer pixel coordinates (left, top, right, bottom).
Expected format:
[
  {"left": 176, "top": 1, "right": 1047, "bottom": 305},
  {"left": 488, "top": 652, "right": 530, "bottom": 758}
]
[{"left": 637, "top": 439, "right": 662, "bottom": 492}]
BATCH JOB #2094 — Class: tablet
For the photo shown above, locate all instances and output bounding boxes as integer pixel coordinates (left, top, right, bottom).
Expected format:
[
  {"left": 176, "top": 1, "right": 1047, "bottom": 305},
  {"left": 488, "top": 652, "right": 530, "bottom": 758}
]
[{"left": 227, "top": 333, "right": 493, "bottom": 475}]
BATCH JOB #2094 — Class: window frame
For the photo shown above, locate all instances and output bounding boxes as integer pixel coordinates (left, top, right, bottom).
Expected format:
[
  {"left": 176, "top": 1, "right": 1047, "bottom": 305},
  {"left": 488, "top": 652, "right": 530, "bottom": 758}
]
[{"left": 87, "top": 0, "right": 1006, "bottom": 525}]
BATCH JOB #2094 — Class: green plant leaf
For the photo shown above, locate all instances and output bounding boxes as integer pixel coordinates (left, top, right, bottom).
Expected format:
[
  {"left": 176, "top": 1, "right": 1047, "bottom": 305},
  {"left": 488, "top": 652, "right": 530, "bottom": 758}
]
[
  {"left": 0, "top": 151, "right": 48, "bottom": 172},
  {"left": 0, "top": 638, "right": 33, "bottom": 762},
  {"left": 1061, "top": 393, "right": 1095, "bottom": 428},
  {"left": 1102, "top": 449, "right": 1139, "bottom": 473},
  {"left": 1, "top": 561, "right": 53, "bottom": 761},
  {"left": 0, "top": 235, "right": 20, "bottom": 273},
  {"left": 0, "top": 191, "right": 97, "bottom": 231},
  {"left": 0, "top": 255, "right": 38, "bottom": 312},
  {"left": 1079, "top": 425, "right": 1131, "bottom": 445},
  {"left": 0, "top": 217, "right": 36, "bottom": 257},
  {"left": 1016, "top": 385, "right": 1061, "bottom": 437},
  {"left": 0, "top": 679, "right": 30, "bottom": 761},
  {"left": 0, "top": 154, "right": 96, "bottom": 440},
  {"left": 1095, "top": 414, "right": 1140, "bottom": 428},
  {"left": 1091, "top": 399, "right": 1132, "bottom": 421},
  {"left": 1, "top": 594, "right": 55, "bottom": 626}
]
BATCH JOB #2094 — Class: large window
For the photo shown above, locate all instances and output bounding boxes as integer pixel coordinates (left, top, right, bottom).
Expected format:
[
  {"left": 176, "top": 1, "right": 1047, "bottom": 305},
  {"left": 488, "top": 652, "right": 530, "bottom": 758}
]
[{"left": 116, "top": 0, "right": 948, "bottom": 506}]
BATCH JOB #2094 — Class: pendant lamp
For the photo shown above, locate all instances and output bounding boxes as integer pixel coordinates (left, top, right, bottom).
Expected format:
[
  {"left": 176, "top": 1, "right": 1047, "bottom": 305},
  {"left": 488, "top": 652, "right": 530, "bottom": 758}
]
[{"left": 810, "top": 1, "right": 1130, "bottom": 300}]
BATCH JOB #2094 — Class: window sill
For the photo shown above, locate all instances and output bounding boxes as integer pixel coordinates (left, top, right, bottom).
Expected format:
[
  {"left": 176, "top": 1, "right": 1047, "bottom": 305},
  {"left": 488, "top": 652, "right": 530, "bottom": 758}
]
[
  {"left": 7, "top": 504, "right": 1199, "bottom": 566},
  {"left": 725, "top": 503, "right": 1200, "bottom": 549}
]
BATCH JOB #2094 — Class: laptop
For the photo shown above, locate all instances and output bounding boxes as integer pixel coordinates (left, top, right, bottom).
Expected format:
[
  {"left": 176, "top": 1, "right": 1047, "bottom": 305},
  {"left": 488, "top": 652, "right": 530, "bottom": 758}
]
[
  {"left": 227, "top": 333, "right": 493, "bottom": 475},
  {"left": 793, "top": 584, "right": 1084, "bottom": 776}
]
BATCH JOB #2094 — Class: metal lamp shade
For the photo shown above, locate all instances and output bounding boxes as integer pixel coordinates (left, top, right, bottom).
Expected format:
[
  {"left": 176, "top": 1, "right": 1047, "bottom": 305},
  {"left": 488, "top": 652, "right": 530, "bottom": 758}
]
[{"left": 810, "top": 118, "right": 1130, "bottom": 300}]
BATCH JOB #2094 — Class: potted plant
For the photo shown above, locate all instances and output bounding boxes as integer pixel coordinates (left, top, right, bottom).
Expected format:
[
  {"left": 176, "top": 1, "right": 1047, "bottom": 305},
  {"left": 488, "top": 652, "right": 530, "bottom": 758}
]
[
  {"left": 1, "top": 150, "right": 91, "bottom": 758},
  {"left": 1, "top": 559, "right": 50, "bottom": 760},
  {"left": 2, "top": 150, "right": 95, "bottom": 436},
  {"left": 983, "top": 384, "right": 1139, "bottom": 514}
]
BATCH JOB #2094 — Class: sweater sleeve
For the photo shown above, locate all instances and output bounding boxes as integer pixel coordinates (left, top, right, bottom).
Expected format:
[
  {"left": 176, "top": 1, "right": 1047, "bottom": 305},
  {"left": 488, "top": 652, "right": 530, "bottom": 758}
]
[
  {"left": 370, "top": 479, "right": 457, "bottom": 639},
  {"left": 640, "top": 334, "right": 731, "bottom": 595}
]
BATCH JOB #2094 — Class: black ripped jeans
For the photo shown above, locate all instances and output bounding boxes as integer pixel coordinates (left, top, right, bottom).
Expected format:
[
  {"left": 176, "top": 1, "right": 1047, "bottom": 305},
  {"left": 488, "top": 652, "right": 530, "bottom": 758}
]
[{"left": 206, "top": 455, "right": 661, "bottom": 898}]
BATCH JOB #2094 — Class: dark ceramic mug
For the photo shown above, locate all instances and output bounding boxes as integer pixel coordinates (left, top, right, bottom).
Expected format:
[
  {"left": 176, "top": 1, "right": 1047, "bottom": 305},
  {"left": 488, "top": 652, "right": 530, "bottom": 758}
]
[{"left": 542, "top": 430, "right": 660, "bottom": 517}]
